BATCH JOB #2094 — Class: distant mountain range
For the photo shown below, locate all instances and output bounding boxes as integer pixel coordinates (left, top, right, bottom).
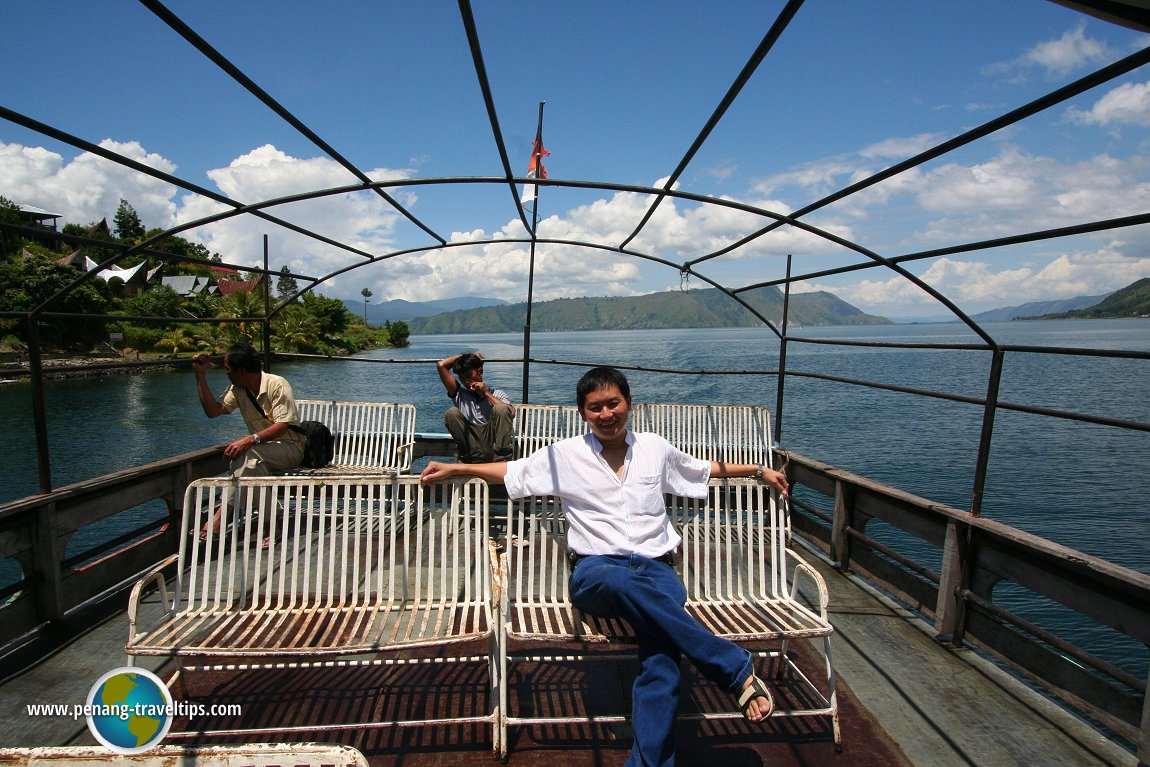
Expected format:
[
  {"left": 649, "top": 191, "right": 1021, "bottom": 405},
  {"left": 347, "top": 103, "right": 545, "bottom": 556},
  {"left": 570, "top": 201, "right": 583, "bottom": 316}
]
[
  {"left": 969, "top": 277, "right": 1150, "bottom": 321},
  {"left": 405, "top": 286, "right": 890, "bottom": 335},
  {"left": 1023, "top": 277, "right": 1150, "bottom": 319},
  {"left": 347, "top": 277, "right": 1150, "bottom": 331},
  {"left": 342, "top": 296, "right": 508, "bottom": 324},
  {"left": 969, "top": 294, "right": 1111, "bottom": 322}
]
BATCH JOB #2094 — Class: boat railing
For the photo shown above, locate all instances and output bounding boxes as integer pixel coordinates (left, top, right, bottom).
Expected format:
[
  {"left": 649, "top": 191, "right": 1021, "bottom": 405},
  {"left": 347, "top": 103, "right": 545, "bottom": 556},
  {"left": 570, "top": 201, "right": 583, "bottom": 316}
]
[
  {"left": 782, "top": 448, "right": 1150, "bottom": 750},
  {"left": 0, "top": 445, "right": 225, "bottom": 648}
]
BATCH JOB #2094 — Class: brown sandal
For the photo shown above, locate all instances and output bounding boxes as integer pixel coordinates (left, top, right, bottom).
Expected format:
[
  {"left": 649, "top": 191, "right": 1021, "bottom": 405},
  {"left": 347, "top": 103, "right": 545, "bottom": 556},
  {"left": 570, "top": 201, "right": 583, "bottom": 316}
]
[{"left": 737, "top": 675, "right": 775, "bottom": 721}]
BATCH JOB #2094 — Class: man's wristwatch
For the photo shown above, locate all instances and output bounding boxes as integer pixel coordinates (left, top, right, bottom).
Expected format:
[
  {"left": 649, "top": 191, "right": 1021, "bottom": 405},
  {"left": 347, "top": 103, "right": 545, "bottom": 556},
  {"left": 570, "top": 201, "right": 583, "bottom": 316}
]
[
  {"left": 753, "top": 464, "right": 763, "bottom": 480},
  {"left": 252, "top": 433, "right": 262, "bottom": 445}
]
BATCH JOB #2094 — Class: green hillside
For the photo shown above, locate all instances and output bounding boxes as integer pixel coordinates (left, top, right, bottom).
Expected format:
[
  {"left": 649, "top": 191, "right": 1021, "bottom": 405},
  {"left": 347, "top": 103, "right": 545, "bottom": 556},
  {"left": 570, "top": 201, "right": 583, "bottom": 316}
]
[
  {"left": 408, "top": 286, "right": 890, "bottom": 334},
  {"left": 1027, "top": 278, "right": 1150, "bottom": 319}
]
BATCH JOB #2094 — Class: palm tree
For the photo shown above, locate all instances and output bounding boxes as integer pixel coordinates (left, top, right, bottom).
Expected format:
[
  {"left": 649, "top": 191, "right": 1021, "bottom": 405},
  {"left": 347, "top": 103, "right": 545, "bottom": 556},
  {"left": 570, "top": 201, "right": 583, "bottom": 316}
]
[
  {"left": 154, "top": 327, "right": 197, "bottom": 357},
  {"left": 272, "top": 308, "right": 321, "bottom": 352},
  {"left": 361, "top": 288, "right": 373, "bottom": 324},
  {"left": 218, "top": 290, "right": 265, "bottom": 345}
]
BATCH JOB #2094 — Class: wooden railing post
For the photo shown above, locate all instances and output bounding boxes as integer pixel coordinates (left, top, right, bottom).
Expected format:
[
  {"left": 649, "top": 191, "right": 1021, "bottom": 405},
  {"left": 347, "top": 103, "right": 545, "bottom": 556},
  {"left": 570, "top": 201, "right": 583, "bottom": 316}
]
[
  {"left": 936, "top": 519, "right": 970, "bottom": 645},
  {"left": 33, "top": 502, "right": 65, "bottom": 622},
  {"left": 829, "top": 479, "right": 852, "bottom": 568}
]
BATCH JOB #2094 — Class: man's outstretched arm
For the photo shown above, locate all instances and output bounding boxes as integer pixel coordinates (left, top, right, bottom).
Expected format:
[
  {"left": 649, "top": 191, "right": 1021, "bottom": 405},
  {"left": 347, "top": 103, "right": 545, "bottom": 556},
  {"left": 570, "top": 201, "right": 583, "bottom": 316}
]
[
  {"left": 420, "top": 459, "right": 509, "bottom": 486},
  {"left": 710, "top": 461, "right": 789, "bottom": 498}
]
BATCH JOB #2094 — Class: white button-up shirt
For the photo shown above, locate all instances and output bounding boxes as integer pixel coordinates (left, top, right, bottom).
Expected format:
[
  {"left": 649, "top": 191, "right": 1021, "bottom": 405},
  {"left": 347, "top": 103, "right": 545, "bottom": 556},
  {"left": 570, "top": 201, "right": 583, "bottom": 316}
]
[{"left": 504, "top": 431, "right": 712, "bottom": 557}]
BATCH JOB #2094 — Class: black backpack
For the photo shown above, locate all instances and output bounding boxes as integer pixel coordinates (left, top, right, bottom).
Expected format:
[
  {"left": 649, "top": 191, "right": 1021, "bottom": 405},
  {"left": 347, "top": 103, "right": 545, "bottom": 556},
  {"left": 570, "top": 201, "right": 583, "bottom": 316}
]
[{"left": 289, "top": 420, "right": 335, "bottom": 469}]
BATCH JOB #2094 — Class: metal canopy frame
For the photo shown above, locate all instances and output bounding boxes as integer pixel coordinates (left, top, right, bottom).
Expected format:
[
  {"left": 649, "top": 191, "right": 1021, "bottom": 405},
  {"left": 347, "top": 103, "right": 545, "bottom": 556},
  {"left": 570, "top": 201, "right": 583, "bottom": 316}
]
[{"left": 2, "top": 0, "right": 1150, "bottom": 501}]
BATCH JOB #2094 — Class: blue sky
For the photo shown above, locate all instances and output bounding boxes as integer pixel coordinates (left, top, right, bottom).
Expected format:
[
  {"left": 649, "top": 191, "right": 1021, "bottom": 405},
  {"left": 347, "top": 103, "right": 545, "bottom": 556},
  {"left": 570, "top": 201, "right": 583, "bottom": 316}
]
[{"left": 3, "top": 1, "right": 1150, "bottom": 319}]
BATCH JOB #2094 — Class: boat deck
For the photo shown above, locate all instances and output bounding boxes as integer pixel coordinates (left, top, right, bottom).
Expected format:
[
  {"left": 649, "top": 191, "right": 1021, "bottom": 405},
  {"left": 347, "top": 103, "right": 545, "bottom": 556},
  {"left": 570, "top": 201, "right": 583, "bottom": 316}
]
[{"left": 0, "top": 541, "right": 1135, "bottom": 767}]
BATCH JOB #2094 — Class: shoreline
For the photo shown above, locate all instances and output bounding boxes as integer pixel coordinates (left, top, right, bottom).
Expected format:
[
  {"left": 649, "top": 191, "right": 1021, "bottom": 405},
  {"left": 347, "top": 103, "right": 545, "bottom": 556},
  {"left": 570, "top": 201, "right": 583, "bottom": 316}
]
[{"left": 0, "top": 356, "right": 183, "bottom": 381}]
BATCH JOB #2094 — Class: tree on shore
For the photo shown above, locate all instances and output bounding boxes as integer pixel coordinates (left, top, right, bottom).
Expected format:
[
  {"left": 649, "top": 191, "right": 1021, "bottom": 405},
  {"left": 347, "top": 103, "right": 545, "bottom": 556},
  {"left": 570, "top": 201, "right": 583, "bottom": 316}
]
[
  {"left": 0, "top": 198, "right": 408, "bottom": 355},
  {"left": 361, "top": 287, "right": 373, "bottom": 324},
  {"left": 0, "top": 253, "right": 112, "bottom": 350},
  {"left": 217, "top": 289, "right": 265, "bottom": 345},
  {"left": 385, "top": 320, "right": 410, "bottom": 347},
  {"left": 154, "top": 327, "right": 205, "bottom": 356},
  {"left": 113, "top": 199, "right": 145, "bottom": 241},
  {"left": 272, "top": 306, "right": 322, "bottom": 352},
  {"left": 0, "top": 196, "right": 21, "bottom": 259},
  {"left": 277, "top": 265, "right": 299, "bottom": 300}
]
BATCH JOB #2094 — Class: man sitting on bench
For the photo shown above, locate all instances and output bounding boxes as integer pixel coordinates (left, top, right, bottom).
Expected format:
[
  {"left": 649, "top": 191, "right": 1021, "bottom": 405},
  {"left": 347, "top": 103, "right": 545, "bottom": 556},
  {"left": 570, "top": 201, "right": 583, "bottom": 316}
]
[
  {"left": 421, "top": 366, "right": 786, "bottom": 767},
  {"left": 436, "top": 351, "right": 516, "bottom": 462}
]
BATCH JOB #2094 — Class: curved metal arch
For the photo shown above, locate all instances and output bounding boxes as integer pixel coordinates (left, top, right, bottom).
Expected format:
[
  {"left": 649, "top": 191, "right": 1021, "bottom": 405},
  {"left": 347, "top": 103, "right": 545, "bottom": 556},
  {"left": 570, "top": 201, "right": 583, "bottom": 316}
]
[
  {"left": 82, "top": 172, "right": 874, "bottom": 335},
  {"left": 19, "top": 163, "right": 1008, "bottom": 341},
  {"left": 9, "top": 2, "right": 1150, "bottom": 340},
  {"left": 1, "top": 104, "right": 391, "bottom": 317},
  {"left": 118, "top": 0, "right": 1150, "bottom": 344},
  {"left": 455, "top": 0, "right": 536, "bottom": 237},
  {"left": 619, "top": 0, "right": 807, "bottom": 251}
]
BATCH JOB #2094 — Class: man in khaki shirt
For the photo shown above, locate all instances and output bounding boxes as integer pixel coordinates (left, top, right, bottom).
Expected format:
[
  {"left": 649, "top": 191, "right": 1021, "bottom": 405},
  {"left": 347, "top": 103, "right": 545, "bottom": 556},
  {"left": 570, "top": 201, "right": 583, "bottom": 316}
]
[{"left": 193, "top": 341, "right": 305, "bottom": 478}]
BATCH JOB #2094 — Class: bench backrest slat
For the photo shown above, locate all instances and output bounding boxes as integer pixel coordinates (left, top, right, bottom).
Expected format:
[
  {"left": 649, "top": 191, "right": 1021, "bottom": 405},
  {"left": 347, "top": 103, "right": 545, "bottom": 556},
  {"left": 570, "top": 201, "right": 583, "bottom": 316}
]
[
  {"left": 512, "top": 403, "right": 772, "bottom": 469},
  {"left": 178, "top": 476, "right": 489, "bottom": 613},
  {"left": 632, "top": 404, "right": 773, "bottom": 469},
  {"left": 671, "top": 479, "right": 787, "bottom": 603},
  {"left": 514, "top": 404, "right": 589, "bottom": 459},
  {"left": 296, "top": 400, "right": 417, "bottom": 472}
]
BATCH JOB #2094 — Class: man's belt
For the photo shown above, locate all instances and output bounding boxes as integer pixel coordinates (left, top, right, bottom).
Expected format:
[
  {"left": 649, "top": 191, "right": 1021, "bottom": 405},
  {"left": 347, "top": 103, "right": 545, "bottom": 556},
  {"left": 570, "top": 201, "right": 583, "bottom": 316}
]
[{"left": 567, "top": 550, "right": 677, "bottom": 569}]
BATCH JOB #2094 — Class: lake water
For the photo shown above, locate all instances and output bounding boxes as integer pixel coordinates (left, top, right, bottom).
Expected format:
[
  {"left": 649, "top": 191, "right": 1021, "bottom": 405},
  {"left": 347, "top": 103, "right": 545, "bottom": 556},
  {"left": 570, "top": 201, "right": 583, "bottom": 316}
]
[{"left": 2, "top": 319, "right": 1149, "bottom": 678}]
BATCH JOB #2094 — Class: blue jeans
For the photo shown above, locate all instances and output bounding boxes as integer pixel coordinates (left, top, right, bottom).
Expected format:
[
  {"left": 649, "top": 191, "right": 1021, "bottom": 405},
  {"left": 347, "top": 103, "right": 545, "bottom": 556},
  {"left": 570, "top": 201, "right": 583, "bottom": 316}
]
[{"left": 569, "top": 554, "right": 753, "bottom": 767}]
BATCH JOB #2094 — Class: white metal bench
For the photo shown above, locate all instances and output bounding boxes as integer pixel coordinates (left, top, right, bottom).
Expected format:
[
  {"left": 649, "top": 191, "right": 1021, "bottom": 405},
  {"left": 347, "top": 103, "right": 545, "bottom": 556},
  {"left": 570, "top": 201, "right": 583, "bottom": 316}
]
[
  {"left": 125, "top": 475, "right": 497, "bottom": 740},
  {"left": 513, "top": 402, "right": 771, "bottom": 465},
  {"left": 293, "top": 399, "right": 416, "bottom": 474},
  {"left": 513, "top": 403, "right": 588, "bottom": 458},
  {"left": 634, "top": 402, "right": 789, "bottom": 537},
  {"left": 633, "top": 403, "right": 773, "bottom": 468},
  {"left": 493, "top": 478, "right": 838, "bottom": 760}
]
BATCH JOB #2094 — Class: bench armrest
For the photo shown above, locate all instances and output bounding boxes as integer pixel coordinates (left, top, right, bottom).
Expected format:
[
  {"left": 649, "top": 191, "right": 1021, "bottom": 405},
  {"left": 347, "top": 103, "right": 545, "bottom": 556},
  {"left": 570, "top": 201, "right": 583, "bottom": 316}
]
[
  {"left": 786, "top": 548, "right": 830, "bottom": 620},
  {"left": 394, "top": 440, "right": 416, "bottom": 472},
  {"left": 127, "top": 552, "right": 180, "bottom": 642}
]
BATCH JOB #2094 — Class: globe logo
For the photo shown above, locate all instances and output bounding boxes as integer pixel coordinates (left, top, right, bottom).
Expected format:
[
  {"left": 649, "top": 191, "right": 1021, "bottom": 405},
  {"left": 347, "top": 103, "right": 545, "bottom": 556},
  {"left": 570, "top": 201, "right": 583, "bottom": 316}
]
[{"left": 86, "top": 667, "right": 174, "bottom": 754}]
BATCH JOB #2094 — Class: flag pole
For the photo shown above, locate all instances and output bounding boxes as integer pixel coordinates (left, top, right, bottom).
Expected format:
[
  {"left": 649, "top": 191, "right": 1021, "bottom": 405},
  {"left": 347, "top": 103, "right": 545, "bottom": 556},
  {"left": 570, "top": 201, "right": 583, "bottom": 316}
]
[{"left": 522, "top": 100, "right": 545, "bottom": 403}]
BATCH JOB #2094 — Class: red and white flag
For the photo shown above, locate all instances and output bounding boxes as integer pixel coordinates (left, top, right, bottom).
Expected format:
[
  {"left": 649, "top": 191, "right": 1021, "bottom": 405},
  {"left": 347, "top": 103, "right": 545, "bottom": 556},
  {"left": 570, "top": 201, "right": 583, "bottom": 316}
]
[{"left": 520, "top": 133, "right": 550, "bottom": 203}]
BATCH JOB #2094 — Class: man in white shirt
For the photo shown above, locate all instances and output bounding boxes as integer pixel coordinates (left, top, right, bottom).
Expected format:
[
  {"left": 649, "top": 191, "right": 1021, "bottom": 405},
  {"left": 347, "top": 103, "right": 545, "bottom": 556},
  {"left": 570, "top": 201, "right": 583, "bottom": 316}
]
[{"left": 420, "top": 366, "right": 785, "bottom": 767}]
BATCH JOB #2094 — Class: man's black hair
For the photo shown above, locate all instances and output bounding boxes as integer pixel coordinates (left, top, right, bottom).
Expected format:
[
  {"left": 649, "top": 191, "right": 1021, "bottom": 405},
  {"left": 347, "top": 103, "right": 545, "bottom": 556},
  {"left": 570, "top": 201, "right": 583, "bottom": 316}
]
[
  {"left": 576, "top": 366, "right": 631, "bottom": 408},
  {"left": 451, "top": 352, "right": 484, "bottom": 377},
  {"left": 225, "top": 342, "right": 263, "bottom": 374}
]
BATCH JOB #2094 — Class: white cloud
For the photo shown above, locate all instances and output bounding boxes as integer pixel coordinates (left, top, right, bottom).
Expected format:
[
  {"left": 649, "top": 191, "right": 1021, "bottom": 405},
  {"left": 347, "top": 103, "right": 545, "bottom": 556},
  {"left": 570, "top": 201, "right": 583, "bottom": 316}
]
[
  {"left": 743, "top": 141, "right": 1150, "bottom": 316},
  {"left": 0, "top": 139, "right": 178, "bottom": 229},
  {"left": 986, "top": 24, "right": 1117, "bottom": 80},
  {"left": 176, "top": 145, "right": 414, "bottom": 285},
  {"left": 1025, "top": 24, "right": 1114, "bottom": 76},
  {"left": 381, "top": 218, "right": 643, "bottom": 303},
  {"left": 1068, "top": 79, "right": 1150, "bottom": 127},
  {"left": 808, "top": 245, "right": 1150, "bottom": 317},
  {"left": 858, "top": 133, "right": 946, "bottom": 160}
]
